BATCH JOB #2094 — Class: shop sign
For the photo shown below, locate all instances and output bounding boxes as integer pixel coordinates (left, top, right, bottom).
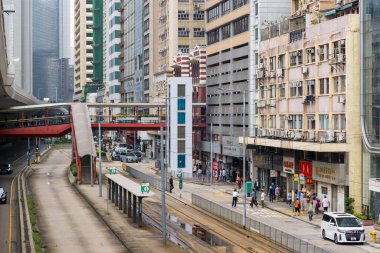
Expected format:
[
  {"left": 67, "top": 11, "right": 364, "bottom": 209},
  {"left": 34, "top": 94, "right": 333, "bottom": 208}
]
[
  {"left": 299, "top": 161, "right": 312, "bottom": 177},
  {"left": 270, "top": 170, "right": 278, "bottom": 177},
  {"left": 312, "top": 161, "right": 346, "bottom": 185},
  {"left": 283, "top": 156, "right": 295, "bottom": 174},
  {"left": 306, "top": 178, "right": 314, "bottom": 185},
  {"left": 294, "top": 173, "right": 299, "bottom": 182},
  {"left": 222, "top": 145, "right": 243, "bottom": 157},
  {"left": 212, "top": 161, "right": 218, "bottom": 178}
]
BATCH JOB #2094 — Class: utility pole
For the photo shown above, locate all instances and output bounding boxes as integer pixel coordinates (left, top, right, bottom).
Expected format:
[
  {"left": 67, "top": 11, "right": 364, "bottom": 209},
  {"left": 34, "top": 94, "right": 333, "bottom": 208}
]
[
  {"left": 210, "top": 123, "right": 213, "bottom": 185},
  {"left": 242, "top": 90, "right": 247, "bottom": 228},
  {"left": 160, "top": 126, "right": 166, "bottom": 244},
  {"left": 98, "top": 121, "right": 102, "bottom": 197}
]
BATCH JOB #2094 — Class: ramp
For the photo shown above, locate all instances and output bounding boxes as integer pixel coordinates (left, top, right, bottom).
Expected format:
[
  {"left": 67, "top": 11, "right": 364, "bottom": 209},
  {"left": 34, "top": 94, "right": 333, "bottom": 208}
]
[{"left": 71, "top": 103, "right": 96, "bottom": 183}]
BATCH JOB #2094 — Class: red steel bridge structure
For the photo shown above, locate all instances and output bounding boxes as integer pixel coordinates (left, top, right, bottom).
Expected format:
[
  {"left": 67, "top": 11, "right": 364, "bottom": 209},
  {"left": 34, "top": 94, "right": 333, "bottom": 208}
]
[{"left": 0, "top": 102, "right": 206, "bottom": 183}]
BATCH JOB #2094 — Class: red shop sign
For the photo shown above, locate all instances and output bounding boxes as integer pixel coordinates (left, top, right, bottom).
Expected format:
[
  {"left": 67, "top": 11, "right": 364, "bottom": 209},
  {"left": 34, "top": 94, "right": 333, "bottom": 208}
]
[
  {"left": 306, "top": 178, "right": 314, "bottom": 185},
  {"left": 299, "top": 161, "right": 312, "bottom": 177}
]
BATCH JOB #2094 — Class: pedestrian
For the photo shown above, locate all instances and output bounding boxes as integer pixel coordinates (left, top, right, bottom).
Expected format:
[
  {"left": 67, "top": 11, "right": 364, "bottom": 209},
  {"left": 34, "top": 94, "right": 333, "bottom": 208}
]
[
  {"left": 294, "top": 198, "right": 300, "bottom": 216},
  {"left": 314, "top": 196, "right": 321, "bottom": 214},
  {"left": 307, "top": 199, "right": 314, "bottom": 221},
  {"left": 269, "top": 182, "right": 275, "bottom": 202},
  {"left": 250, "top": 188, "right": 258, "bottom": 207},
  {"left": 169, "top": 176, "right": 174, "bottom": 193},
  {"left": 232, "top": 189, "right": 238, "bottom": 208},
  {"left": 260, "top": 189, "right": 266, "bottom": 208},
  {"left": 222, "top": 168, "right": 226, "bottom": 182},
  {"left": 287, "top": 190, "right": 292, "bottom": 206},
  {"left": 254, "top": 179, "right": 260, "bottom": 191},
  {"left": 197, "top": 167, "right": 202, "bottom": 179},
  {"left": 275, "top": 185, "right": 280, "bottom": 202},
  {"left": 322, "top": 195, "right": 330, "bottom": 212},
  {"left": 236, "top": 176, "right": 242, "bottom": 189}
]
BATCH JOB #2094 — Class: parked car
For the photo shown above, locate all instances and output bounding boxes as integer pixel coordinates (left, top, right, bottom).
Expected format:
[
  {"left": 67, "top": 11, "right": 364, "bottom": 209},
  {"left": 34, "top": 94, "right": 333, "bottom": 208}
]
[
  {"left": 0, "top": 164, "right": 12, "bottom": 175},
  {"left": 0, "top": 188, "right": 7, "bottom": 204},
  {"left": 115, "top": 143, "right": 128, "bottom": 153},
  {"left": 120, "top": 152, "right": 138, "bottom": 163},
  {"left": 131, "top": 151, "right": 143, "bottom": 162},
  {"left": 321, "top": 212, "right": 365, "bottom": 244},
  {"left": 112, "top": 151, "right": 121, "bottom": 161}
]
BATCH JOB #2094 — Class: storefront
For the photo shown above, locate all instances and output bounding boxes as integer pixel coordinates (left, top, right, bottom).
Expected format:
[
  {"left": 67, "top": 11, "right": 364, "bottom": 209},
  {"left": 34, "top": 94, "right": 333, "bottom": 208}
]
[
  {"left": 312, "top": 161, "right": 346, "bottom": 212},
  {"left": 283, "top": 156, "right": 295, "bottom": 194},
  {"left": 299, "top": 161, "right": 314, "bottom": 192}
]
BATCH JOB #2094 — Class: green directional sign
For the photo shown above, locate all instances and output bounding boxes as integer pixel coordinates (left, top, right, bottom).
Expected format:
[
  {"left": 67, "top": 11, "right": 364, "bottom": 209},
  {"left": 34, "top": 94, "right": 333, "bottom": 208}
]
[
  {"left": 109, "top": 167, "right": 117, "bottom": 174},
  {"left": 141, "top": 183, "right": 150, "bottom": 193}
]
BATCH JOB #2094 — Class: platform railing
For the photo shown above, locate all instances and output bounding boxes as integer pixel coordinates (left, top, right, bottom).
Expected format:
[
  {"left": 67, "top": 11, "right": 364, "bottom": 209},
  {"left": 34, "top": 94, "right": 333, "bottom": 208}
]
[{"left": 0, "top": 115, "right": 71, "bottom": 129}]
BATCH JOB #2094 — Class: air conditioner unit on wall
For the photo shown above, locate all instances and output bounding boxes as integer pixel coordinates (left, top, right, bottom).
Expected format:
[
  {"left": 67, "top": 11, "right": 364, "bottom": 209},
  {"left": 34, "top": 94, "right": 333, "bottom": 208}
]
[
  {"left": 276, "top": 68, "right": 283, "bottom": 77},
  {"left": 270, "top": 100, "right": 276, "bottom": 107},
  {"left": 270, "top": 71, "right": 276, "bottom": 78},
  {"left": 302, "top": 66, "right": 309, "bottom": 75},
  {"left": 307, "top": 131, "right": 315, "bottom": 141},
  {"left": 338, "top": 95, "right": 346, "bottom": 104},
  {"left": 336, "top": 132, "right": 346, "bottom": 142},
  {"left": 294, "top": 131, "right": 303, "bottom": 141},
  {"left": 326, "top": 131, "right": 335, "bottom": 142}
]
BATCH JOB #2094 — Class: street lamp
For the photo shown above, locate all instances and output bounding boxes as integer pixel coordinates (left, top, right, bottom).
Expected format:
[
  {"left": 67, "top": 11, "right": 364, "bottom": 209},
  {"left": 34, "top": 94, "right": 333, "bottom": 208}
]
[{"left": 217, "top": 87, "right": 256, "bottom": 229}]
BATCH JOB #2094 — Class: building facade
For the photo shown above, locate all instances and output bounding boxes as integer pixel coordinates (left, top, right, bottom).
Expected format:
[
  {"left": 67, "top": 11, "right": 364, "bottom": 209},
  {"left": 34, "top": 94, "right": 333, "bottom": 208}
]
[
  {"left": 73, "top": 0, "right": 94, "bottom": 102},
  {"left": 204, "top": 0, "right": 290, "bottom": 181},
  {"left": 32, "top": 0, "right": 71, "bottom": 102},
  {"left": 244, "top": 1, "right": 361, "bottom": 212},
  {"left": 361, "top": 0, "right": 380, "bottom": 221},
  {"left": 104, "top": 0, "right": 121, "bottom": 111}
]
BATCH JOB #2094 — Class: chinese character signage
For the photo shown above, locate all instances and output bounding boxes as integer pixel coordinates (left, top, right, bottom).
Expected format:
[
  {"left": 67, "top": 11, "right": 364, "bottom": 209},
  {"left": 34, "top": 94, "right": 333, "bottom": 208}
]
[
  {"left": 299, "top": 161, "right": 312, "bottom": 177},
  {"left": 283, "top": 156, "right": 295, "bottom": 174},
  {"left": 312, "top": 161, "right": 346, "bottom": 185}
]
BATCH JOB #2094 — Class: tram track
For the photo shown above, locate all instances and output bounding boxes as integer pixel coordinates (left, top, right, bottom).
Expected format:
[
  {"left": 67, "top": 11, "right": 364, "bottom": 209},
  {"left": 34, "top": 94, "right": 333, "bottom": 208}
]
[{"left": 116, "top": 168, "right": 290, "bottom": 253}]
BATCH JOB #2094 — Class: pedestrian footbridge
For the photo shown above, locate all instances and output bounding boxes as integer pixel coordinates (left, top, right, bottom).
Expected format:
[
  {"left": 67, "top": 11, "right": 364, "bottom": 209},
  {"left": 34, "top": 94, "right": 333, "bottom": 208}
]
[{"left": 0, "top": 102, "right": 206, "bottom": 183}]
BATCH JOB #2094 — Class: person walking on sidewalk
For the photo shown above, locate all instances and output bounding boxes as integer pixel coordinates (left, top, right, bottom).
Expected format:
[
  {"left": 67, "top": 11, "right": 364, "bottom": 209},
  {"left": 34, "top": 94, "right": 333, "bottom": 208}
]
[
  {"left": 169, "top": 176, "right": 174, "bottom": 193},
  {"left": 314, "top": 196, "right": 321, "bottom": 214},
  {"left": 254, "top": 179, "right": 260, "bottom": 192},
  {"left": 287, "top": 190, "right": 292, "bottom": 206},
  {"left": 322, "top": 196, "right": 330, "bottom": 212},
  {"left": 260, "top": 189, "right": 266, "bottom": 208},
  {"left": 236, "top": 176, "right": 242, "bottom": 189},
  {"left": 250, "top": 188, "right": 258, "bottom": 207},
  {"left": 222, "top": 168, "right": 226, "bottom": 182},
  {"left": 294, "top": 198, "right": 300, "bottom": 216},
  {"left": 307, "top": 199, "right": 314, "bottom": 221},
  {"left": 275, "top": 185, "right": 280, "bottom": 202},
  {"left": 232, "top": 189, "right": 238, "bottom": 208},
  {"left": 269, "top": 182, "right": 275, "bottom": 202}
]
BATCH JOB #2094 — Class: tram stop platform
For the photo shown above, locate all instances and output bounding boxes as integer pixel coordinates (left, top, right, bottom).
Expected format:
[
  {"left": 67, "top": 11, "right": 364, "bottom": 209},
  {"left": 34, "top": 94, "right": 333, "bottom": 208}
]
[{"left": 106, "top": 174, "right": 154, "bottom": 227}]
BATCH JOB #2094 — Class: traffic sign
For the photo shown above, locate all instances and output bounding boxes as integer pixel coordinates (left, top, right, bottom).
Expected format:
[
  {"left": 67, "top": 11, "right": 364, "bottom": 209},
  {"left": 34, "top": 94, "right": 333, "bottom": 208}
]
[{"left": 141, "top": 183, "right": 150, "bottom": 193}]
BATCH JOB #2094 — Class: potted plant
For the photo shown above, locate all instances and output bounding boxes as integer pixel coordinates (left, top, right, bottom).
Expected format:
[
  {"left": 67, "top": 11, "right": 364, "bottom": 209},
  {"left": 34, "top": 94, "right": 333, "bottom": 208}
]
[
  {"left": 374, "top": 220, "right": 380, "bottom": 231},
  {"left": 354, "top": 212, "right": 374, "bottom": 226}
]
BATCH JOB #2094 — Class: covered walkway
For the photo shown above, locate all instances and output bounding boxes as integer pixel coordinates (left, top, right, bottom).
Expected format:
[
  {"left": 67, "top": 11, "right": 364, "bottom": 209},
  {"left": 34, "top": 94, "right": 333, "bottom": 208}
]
[{"left": 106, "top": 174, "right": 154, "bottom": 227}]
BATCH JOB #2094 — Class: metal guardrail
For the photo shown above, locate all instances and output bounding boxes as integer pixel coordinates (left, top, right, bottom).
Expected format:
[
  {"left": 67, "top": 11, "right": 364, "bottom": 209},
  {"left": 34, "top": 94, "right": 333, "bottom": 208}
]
[
  {"left": 125, "top": 165, "right": 168, "bottom": 191},
  {"left": 192, "top": 194, "right": 331, "bottom": 253}
]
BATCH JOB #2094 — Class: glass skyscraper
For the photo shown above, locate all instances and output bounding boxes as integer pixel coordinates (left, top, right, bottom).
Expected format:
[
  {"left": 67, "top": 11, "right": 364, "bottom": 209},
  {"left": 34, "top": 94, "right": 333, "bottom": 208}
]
[
  {"left": 361, "top": 0, "right": 380, "bottom": 221},
  {"left": 32, "top": 0, "right": 71, "bottom": 102}
]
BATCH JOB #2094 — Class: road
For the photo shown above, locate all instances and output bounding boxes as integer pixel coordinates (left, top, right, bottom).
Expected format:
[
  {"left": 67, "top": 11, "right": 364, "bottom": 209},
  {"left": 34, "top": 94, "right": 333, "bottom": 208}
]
[
  {"left": 29, "top": 148, "right": 126, "bottom": 253},
  {"left": 0, "top": 140, "right": 33, "bottom": 253}
]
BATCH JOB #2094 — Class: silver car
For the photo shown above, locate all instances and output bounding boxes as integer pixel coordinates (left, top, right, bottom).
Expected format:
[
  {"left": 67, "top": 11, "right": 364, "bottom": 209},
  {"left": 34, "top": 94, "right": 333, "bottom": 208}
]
[{"left": 120, "top": 152, "right": 138, "bottom": 163}]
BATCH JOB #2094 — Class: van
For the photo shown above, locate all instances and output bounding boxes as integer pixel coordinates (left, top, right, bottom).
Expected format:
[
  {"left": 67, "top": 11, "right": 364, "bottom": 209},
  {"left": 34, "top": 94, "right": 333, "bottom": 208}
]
[{"left": 321, "top": 212, "right": 365, "bottom": 244}]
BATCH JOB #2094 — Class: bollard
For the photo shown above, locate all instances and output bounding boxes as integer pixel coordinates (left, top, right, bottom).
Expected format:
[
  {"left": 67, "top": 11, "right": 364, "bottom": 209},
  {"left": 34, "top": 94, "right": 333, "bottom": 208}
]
[{"left": 370, "top": 230, "right": 377, "bottom": 243}]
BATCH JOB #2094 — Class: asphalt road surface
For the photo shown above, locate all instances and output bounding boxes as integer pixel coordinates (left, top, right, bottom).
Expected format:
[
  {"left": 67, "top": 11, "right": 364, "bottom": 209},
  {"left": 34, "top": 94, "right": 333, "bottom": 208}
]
[
  {"left": 0, "top": 139, "right": 47, "bottom": 253},
  {"left": 29, "top": 148, "right": 125, "bottom": 253}
]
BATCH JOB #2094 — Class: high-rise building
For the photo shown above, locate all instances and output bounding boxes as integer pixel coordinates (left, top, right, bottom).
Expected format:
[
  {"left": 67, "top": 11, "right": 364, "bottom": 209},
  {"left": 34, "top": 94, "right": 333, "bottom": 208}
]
[
  {"left": 244, "top": 0, "right": 360, "bottom": 212},
  {"left": 203, "top": 0, "right": 290, "bottom": 180},
  {"left": 32, "top": 0, "right": 70, "bottom": 102},
  {"left": 120, "top": 0, "right": 143, "bottom": 110},
  {"left": 153, "top": 0, "right": 206, "bottom": 101},
  {"left": 92, "top": 0, "right": 103, "bottom": 83},
  {"left": 73, "top": 0, "right": 94, "bottom": 102},
  {"left": 361, "top": 0, "right": 380, "bottom": 222},
  {"left": 103, "top": 0, "right": 121, "bottom": 110}
]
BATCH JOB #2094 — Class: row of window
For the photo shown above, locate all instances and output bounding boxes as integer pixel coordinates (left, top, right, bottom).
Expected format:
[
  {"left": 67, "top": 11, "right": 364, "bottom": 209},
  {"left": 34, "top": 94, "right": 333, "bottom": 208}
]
[
  {"left": 178, "top": 28, "right": 205, "bottom": 37},
  {"left": 260, "top": 114, "right": 346, "bottom": 131},
  {"left": 178, "top": 10, "right": 205, "bottom": 20},
  {"left": 259, "top": 76, "right": 346, "bottom": 99},
  {"left": 207, "top": 16, "right": 248, "bottom": 45},
  {"left": 260, "top": 40, "right": 346, "bottom": 69},
  {"left": 207, "top": 0, "right": 248, "bottom": 22}
]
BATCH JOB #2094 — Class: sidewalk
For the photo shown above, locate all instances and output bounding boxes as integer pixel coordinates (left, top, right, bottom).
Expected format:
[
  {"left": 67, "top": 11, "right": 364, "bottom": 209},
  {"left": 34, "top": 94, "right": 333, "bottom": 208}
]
[{"left": 114, "top": 160, "right": 380, "bottom": 253}]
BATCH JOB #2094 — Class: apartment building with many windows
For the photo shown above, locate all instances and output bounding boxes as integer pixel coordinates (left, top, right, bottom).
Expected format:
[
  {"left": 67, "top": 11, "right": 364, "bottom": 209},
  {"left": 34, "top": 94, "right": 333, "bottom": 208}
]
[
  {"left": 243, "top": 0, "right": 361, "bottom": 212},
  {"left": 73, "top": 0, "right": 94, "bottom": 101},
  {"left": 203, "top": 0, "right": 290, "bottom": 181},
  {"left": 104, "top": 0, "right": 121, "bottom": 111}
]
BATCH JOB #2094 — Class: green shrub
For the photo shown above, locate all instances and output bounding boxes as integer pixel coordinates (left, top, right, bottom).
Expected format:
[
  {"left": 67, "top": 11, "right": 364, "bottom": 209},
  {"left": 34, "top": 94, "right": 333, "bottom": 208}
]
[
  {"left": 344, "top": 197, "right": 355, "bottom": 214},
  {"left": 27, "top": 195, "right": 43, "bottom": 253},
  {"left": 70, "top": 163, "right": 77, "bottom": 177},
  {"left": 354, "top": 212, "right": 374, "bottom": 220}
]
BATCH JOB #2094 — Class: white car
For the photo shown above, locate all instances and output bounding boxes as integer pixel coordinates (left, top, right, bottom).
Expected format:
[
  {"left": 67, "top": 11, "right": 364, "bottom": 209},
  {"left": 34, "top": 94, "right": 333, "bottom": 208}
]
[
  {"left": 0, "top": 188, "right": 7, "bottom": 204},
  {"left": 321, "top": 212, "right": 365, "bottom": 244}
]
